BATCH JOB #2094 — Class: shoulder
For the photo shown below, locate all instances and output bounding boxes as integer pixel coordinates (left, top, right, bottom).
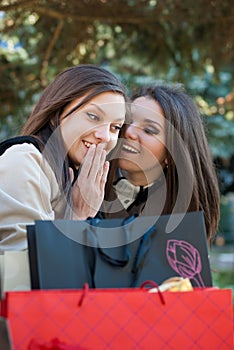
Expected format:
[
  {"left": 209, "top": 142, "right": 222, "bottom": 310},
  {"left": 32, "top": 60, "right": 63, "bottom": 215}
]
[
  {"left": 0, "top": 136, "right": 41, "bottom": 156},
  {"left": 0, "top": 136, "right": 59, "bottom": 198},
  {"left": 1, "top": 142, "right": 43, "bottom": 168},
  {"left": 0, "top": 137, "right": 51, "bottom": 178}
]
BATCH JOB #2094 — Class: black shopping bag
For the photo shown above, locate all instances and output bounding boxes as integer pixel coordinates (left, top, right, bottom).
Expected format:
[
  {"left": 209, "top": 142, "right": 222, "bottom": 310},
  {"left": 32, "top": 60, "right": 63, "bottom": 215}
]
[{"left": 27, "top": 211, "right": 213, "bottom": 289}]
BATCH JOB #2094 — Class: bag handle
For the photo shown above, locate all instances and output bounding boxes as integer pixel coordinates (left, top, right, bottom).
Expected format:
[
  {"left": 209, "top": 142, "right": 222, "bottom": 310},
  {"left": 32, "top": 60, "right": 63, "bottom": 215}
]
[
  {"left": 77, "top": 281, "right": 165, "bottom": 307},
  {"left": 77, "top": 282, "right": 89, "bottom": 307},
  {"left": 90, "top": 215, "right": 136, "bottom": 267},
  {"left": 140, "top": 280, "right": 165, "bottom": 305},
  {"left": 97, "top": 247, "right": 130, "bottom": 267},
  {"left": 130, "top": 225, "right": 156, "bottom": 287},
  {"left": 85, "top": 216, "right": 157, "bottom": 288}
]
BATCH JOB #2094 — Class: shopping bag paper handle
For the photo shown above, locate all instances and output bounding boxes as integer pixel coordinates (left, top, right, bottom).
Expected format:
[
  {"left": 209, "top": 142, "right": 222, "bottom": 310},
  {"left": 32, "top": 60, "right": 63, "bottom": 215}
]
[
  {"left": 77, "top": 283, "right": 89, "bottom": 307},
  {"left": 78, "top": 281, "right": 165, "bottom": 307},
  {"left": 140, "top": 280, "right": 165, "bottom": 305}
]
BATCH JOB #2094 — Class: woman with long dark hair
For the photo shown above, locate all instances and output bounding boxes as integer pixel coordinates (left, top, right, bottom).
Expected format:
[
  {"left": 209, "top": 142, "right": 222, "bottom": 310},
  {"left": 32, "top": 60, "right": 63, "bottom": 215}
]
[
  {"left": 101, "top": 83, "right": 220, "bottom": 243},
  {"left": 0, "top": 64, "right": 127, "bottom": 250}
]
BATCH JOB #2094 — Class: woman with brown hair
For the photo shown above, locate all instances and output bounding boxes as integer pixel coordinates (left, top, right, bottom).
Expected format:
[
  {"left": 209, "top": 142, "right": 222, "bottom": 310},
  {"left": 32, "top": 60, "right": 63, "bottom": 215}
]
[
  {"left": 0, "top": 64, "right": 127, "bottom": 250},
  {"left": 101, "top": 83, "right": 220, "bottom": 244}
]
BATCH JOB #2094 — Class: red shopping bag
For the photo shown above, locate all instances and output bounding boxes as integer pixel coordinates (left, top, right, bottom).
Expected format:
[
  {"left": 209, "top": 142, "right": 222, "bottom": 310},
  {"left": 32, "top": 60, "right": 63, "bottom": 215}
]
[{"left": 1, "top": 284, "right": 233, "bottom": 350}]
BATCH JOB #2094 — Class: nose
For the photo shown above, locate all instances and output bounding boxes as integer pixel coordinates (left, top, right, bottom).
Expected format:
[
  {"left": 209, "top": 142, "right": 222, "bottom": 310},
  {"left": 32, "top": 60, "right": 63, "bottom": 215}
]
[
  {"left": 94, "top": 124, "right": 111, "bottom": 143},
  {"left": 125, "top": 123, "right": 139, "bottom": 140}
]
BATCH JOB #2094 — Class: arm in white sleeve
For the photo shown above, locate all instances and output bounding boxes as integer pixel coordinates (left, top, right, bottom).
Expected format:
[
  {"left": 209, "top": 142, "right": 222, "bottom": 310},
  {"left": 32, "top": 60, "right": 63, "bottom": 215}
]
[{"left": 0, "top": 143, "right": 62, "bottom": 250}]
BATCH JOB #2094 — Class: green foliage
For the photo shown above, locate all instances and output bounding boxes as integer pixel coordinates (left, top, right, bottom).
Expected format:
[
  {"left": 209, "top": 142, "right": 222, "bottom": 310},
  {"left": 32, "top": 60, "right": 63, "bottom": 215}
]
[
  {"left": 0, "top": 0, "right": 233, "bottom": 158},
  {"left": 212, "top": 270, "right": 234, "bottom": 297},
  {"left": 0, "top": 1, "right": 233, "bottom": 291}
]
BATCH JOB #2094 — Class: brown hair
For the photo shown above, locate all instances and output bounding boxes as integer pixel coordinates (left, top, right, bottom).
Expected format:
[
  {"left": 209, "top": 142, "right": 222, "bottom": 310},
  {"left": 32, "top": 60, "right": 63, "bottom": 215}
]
[
  {"left": 21, "top": 64, "right": 128, "bottom": 217},
  {"left": 105, "top": 83, "right": 220, "bottom": 243}
]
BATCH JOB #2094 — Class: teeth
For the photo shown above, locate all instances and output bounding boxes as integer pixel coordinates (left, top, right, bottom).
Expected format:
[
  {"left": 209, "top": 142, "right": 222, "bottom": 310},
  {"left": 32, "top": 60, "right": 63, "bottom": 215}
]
[
  {"left": 122, "top": 144, "right": 139, "bottom": 154},
  {"left": 84, "top": 141, "right": 93, "bottom": 148}
]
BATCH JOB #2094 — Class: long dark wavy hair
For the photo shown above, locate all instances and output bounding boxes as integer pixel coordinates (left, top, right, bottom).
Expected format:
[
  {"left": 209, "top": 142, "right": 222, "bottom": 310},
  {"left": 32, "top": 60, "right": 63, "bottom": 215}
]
[
  {"left": 105, "top": 83, "right": 220, "bottom": 243},
  {"left": 21, "top": 64, "right": 128, "bottom": 217}
]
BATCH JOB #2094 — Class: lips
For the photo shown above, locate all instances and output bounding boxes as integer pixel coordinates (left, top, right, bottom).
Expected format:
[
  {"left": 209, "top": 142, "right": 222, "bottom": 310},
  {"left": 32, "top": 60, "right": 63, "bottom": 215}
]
[
  {"left": 83, "top": 141, "right": 93, "bottom": 148},
  {"left": 122, "top": 143, "right": 139, "bottom": 154}
]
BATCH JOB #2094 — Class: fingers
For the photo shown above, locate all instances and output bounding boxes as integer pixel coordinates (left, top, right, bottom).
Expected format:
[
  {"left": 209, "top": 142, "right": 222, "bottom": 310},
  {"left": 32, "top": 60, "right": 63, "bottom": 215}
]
[
  {"left": 94, "top": 147, "right": 107, "bottom": 182},
  {"left": 72, "top": 143, "right": 109, "bottom": 219},
  {"left": 78, "top": 144, "right": 96, "bottom": 178},
  {"left": 90, "top": 144, "right": 106, "bottom": 180},
  {"left": 100, "top": 161, "right": 109, "bottom": 192},
  {"left": 80, "top": 143, "right": 107, "bottom": 179}
]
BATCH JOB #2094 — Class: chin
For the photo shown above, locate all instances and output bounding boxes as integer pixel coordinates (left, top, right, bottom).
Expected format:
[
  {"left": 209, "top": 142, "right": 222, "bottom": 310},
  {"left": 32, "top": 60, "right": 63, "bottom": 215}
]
[{"left": 119, "top": 159, "right": 140, "bottom": 171}]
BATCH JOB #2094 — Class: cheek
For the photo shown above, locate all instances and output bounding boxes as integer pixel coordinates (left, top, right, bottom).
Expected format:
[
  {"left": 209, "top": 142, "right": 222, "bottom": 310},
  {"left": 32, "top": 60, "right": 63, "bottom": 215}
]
[
  {"left": 118, "top": 158, "right": 139, "bottom": 172},
  {"left": 61, "top": 123, "right": 83, "bottom": 150},
  {"left": 151, "top": 142, "right": 167, "bottom": 163},
  {"left": 142, "top": 139, "right": 166, "bottom": 163}
]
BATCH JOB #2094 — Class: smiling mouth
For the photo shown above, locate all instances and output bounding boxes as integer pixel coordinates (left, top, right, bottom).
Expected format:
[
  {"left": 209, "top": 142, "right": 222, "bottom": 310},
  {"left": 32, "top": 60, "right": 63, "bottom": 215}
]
[
  {"left": 83, "top": 141, "right": 93, "bottom": 148},
  {"left": 122, "top": 144, "right": 139, "bottom": 154}
]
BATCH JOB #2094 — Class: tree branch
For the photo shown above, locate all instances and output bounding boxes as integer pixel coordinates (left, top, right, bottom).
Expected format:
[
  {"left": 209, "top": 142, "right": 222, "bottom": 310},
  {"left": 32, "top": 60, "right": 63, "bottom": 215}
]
[
  {"left": 1, "top": 2, "right": 233, "bottom": 25},
  {"left": 40, "top": 20, "right": 64, "bottom": 87}
]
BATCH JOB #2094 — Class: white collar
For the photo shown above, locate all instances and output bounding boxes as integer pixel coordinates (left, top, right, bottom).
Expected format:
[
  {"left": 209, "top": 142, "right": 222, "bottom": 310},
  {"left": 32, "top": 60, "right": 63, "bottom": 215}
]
[
  {"left": 113, "top": 177, "right": 141, "bottom": 209},
  {"left": 113, "top": 169, "right": 154, "bottom": 209}
]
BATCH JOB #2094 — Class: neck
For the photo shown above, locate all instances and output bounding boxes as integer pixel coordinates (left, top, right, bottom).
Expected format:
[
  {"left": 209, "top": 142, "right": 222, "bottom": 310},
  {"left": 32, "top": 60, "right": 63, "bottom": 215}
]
[
  {"left": 121, "top": 162, "right": 167, "bottom": 187},
  {"left": 121, "top": 170, "right": 158, "bottom": 187}
]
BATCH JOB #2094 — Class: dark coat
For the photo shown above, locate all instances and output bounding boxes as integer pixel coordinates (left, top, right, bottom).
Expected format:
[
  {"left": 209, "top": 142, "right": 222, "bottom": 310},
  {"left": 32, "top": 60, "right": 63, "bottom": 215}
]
[{"left": 99, "top": 171, "right": 167, "bottom": 219}]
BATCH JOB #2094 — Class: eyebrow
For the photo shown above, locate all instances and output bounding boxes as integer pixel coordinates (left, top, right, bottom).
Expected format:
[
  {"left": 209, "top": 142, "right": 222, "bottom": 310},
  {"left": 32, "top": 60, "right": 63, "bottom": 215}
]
[
  {"left": 143, "top": 118, "right": 163, "bottom": 129},
  {"left": 64, "top": 102, "right": 125, "bottom": 122},
  {"left": 90, "top": 103, "right": 125, "bottom": 122}
]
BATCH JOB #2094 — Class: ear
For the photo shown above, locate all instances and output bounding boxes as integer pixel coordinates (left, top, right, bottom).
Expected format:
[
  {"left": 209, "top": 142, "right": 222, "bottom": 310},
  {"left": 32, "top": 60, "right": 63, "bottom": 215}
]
[{"left": 165, "top": 158, "right": 168, "bottom": 166}]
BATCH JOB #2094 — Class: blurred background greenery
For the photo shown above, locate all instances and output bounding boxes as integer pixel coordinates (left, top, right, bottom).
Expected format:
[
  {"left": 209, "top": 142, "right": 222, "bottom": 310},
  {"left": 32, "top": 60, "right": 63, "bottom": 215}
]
[{"left": 0, "top": 0, "right": 233, "bottom": 290}]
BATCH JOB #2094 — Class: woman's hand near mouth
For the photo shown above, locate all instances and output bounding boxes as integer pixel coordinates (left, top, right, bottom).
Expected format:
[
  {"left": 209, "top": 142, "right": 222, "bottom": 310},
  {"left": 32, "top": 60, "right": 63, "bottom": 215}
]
[{"left": 71, "top": 143, "right": 109, "bottom": 220}]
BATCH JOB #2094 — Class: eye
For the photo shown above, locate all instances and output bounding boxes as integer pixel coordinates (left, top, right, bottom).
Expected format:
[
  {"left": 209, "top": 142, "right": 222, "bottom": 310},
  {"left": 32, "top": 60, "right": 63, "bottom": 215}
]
[
  {"left": 87, "top": 112, "right": 99, "bottom": 121},
  {"left": 144, "top": 127, "right": 160, "bottom": 135},
  {"left": 111, "top": 124, "right": 123, "bottom": 133}
]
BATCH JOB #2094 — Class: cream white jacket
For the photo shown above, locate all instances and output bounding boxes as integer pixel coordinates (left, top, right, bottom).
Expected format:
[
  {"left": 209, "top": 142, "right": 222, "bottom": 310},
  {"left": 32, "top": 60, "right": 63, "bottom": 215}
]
[{"left": 0, "top": 143, "right": 64, "bottom": 251}]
